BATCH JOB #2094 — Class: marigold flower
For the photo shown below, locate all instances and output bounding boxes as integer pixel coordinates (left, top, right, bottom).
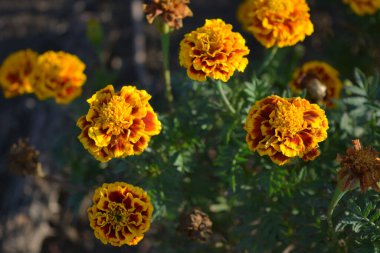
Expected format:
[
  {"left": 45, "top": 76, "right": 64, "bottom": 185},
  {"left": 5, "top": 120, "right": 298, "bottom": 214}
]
[
  {"left": 32, "top": 51, "right": 86, "bottom": 104},
  {"left": 88, "top": 182, "right": 153, "bottom": 246},
  {"left": 244, "top": 95, "right": 328, "bottom": 165},
  {"left": 7, "top": 138, "right": 44, "bottom": 176},
  {"left": 342, "top": 0, "right": 380, "bottom": 15},
  {"left": 178, "top": 208, "right": 213, "bottom": 242},
  {"left": 144, "top": 0, "right": 193, "bottom": 30},
  {"left": 237, "top": 0, "right": 314, "bottom": 48},
  {"left": 77, "top": 85, "right": 161, "bottom": 162},
  {"left": 179, "top": 19, "right": 249, "bottom": 82},
  {"left": 338, "top": 139, "right": 380, "bottom": 192},
  {"left": 0, "top": 49, "right": 38, "bottom": 98},
  {"left": 289, "top": 61, "right": 343, "bottom": 107}
]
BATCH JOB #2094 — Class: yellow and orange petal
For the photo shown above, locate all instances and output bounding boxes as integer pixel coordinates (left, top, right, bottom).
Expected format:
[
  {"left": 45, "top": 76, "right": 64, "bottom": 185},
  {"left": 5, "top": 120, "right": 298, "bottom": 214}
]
[
  {"left": 144, "top": 0, "right": 193, "bottom": 30},
  {"left": 31, "top": 51, "right": 86, "bottom": 104},
  {"left": 179, "top": 19, "right": 249, "bottom": 82},
  {"left": 0, "top": 49, "right": 38, "bottom": 98},
  {"left": 289, "top": 61, "right": 343, "bottom": 108},
  {"left": 342, "top": 0, "right": 380, "bottom": 15},
  {"left": 244, "top": 95, "right": 328, "bottom": 165},
  {"left": 338, "top": 139, "right": 380, "bottom": 192},
  {"left": 237, "top": 0, "right": 314, "bottom": 48},
  {"left": 77, "top": 84, "right": 161, "bottom": 163},
  {"left": 88, "top": 182, "right": 153, "bottom": 246}
]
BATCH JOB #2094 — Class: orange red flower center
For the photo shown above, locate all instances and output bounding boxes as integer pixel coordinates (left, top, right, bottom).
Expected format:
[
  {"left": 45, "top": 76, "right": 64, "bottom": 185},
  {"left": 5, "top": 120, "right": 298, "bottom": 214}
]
[
  {"left": 97, "top": 96, "right": 133, "bottom": 135},
  {"left": 271, "top": 103, "right": 305, "bottom": 137},
  {"left": 107, "top": 202, "right": 129, "bottom": 227}
]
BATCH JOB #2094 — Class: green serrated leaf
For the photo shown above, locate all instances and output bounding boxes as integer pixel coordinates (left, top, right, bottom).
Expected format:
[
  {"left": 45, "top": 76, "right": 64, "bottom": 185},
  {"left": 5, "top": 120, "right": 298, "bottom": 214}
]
[
  {"left": 342, "top": 97, "right": 368, "bottom": 106},
  {"left": 363, "top": 202, "right": 374, "bottom": 217},
  {"left": 370, "top": 210, "right": 380, "bottom": 223},
  {"left": 340, "top": 113, "right": 353, "bottom": 133},
  {"left": 345, "top": 85, "right": 368, "bottom": 96},
  {"left": 354, "top": 68, "right": 367, "bottom": 89}
]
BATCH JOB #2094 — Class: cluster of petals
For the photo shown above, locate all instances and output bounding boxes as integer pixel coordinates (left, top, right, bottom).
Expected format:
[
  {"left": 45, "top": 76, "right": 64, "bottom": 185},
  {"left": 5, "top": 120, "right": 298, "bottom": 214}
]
[
  {"left": 88, "top": 182, "right": 153, "bottom": 246},
  {"left": 0, "top": 49, "right": 38, "bottom": 98},
  {"left": 77, "top": 84, "right": 161, "bottom": 163},
  {"left": 31, "top": 51, "right": 86, "bottom": 104},
  {"left": 244, "top": 95, "right": 329, "bottom": 165},
  {"left": 179, "top": 19, "right": 249, "bottom": 82},
  {"left": 342, "top": 0, "right": 380, "bottom": 15},
  {"left": 237, "top": 0, "right": 314, "bottom": 48},
  {"left": 338, "top": 139, "right": 380, "bottom": 192},
  {"left": 289, "top": 61, "right": 343, "bottom": 108},
  {"left": 143, "top": 0, "right": 193, "bottom": 30}
]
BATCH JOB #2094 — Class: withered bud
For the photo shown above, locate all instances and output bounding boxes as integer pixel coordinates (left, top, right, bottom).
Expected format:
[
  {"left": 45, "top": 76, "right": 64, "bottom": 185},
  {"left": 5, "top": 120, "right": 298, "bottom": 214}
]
[
  {"left": 7, "top": 138, "right": 44, "bottom": 176},
  {"left": 143, "top": 0, "right": 193, "bottom": 30},
  {"left": 337, "top": 139, "right": 380, "bottom": 192},
  {"left": 299, "top": 73, "right": 327, "bottom": 103},
  {"left": 178, "top": 208, "right": 213, "bottom": 242}
]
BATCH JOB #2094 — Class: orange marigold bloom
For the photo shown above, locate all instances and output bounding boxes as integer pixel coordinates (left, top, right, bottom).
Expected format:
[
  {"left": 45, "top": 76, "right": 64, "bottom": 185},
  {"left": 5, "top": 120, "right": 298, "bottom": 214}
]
[
  {"left": 77, "top": 85, "right": 161, "bottom": 163},
  {"left": 143, "top": 0, "right": 193, "bottom": 30},
  {"left": 237, "top": 0, "right": 314, "bottom": 48},
  {"left": 289, "top": 61, "right": 343, "bottom": 108},
  {"left": 244, "top": 95, "right": 328, "bottom": 165},
  {"left": 338, "top": 139, "right": 380, "bottom": 192},
  {"left": 32, "top": 51, "right": 86, "bottom": 104},
  {"left": 342, "top": 0, "right": 380, "bottom": 15},
  {"left": 0, "top": 49, "right": 38, "bottom": 98},
  {"left": 179, "top": 19, "right": 249, "bottom": 82},
  {"left": 88, "top": 182, "right": 153, "bottom": 246}
]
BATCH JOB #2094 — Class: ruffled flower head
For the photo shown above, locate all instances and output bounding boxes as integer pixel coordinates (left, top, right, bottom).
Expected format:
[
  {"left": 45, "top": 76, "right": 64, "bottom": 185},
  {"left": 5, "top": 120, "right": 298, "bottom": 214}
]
[
  {"left": 237, "top": 0, "right": 314, "bottom": 48},
  {"left": 289, "top": 61, "right": 343, "bottom": 108},
  {"left": 77, "top": 85, "right": 161, "bottom": 163},
  {"left": 342, "top": 0, "right": 380, "bottom": 15},
  {"left": 0, "top": 49, "right": 38, "bottom": 98},
  {"left": 244, "top": 95, "right": 328, "bottom": 165},
  {"left": 338, "top": 139, "right": 380, "bottom": 192},
  {"left": 88, "top": 182, "right": 153, "bottom": 246},
  {"left": 179, "top": 19, "right": 249, "bottom": 82},
  {"left": 32, "top": 51, "right": 86, "bottom": 104},
  {"left": 144, "top": 0, "right": 193, "bottom": 30}
]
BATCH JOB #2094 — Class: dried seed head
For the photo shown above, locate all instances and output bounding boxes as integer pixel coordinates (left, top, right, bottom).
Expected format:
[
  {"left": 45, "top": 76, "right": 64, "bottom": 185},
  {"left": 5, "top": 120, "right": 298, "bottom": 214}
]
[
  {"left": 178, "top": 208, "right": 213, "bottom": 242},
  {"left": 143, "top": 0, "right": 193, "bottom": 30},
  {"left": 7, "top": 138, "right": 44, "bottom": 176},
  {"left": 338, "top": 139, "right": 380, "bottom": 192}
]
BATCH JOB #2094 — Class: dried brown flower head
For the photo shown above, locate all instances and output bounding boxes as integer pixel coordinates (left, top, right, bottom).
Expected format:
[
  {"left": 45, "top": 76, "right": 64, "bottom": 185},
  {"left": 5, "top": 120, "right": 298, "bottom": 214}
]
[
  {"left": 178, "top": 208, "right": 212, "bottom": 242},
  {"left": 338, "top": 139, "right": 380, "bottom": 192},
  {"left": 143, "top": 0, "right": 193, "bottom": 30},
  {"left": 7, "top": 138, "right": 43, "bottom": 176}
]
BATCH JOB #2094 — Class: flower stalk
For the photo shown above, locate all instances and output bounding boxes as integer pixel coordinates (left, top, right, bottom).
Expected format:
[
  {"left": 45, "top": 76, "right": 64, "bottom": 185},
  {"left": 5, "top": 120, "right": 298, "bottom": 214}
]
[
  {"left": 161, "top": 23, "right": 174, "bottom": 108},
  {"left": 327, "top": 180, "right": 347, "bottom": 239},
  {"left": 216, "top": 80, "right": 236, "bottom": 115},
  {"left": 257, "top": 46, "right": 278, "bottom": 75}
]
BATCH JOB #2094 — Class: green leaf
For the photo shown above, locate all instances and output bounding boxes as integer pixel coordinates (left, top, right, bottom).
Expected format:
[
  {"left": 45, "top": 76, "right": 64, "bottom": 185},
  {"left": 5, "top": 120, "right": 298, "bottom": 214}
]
[
  {"left": 345, "top": 85, "right": 368, "bottom": 96},
  {"left": 340, "top": 113, "right": 353, "bottom": 133},
  {"left": 370, "top": 210, "right": 380, "bottom": 223},
  {"left": 354, "top": 68, "right": 367, "bottom": 89},
  {"left": 342, "top": 97, "right": 368, "bottom": 106}
]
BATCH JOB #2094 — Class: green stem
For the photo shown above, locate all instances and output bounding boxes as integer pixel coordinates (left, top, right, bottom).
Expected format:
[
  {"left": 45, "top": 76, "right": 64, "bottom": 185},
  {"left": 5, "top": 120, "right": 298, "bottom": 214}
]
[
  {"left": 216, "top": 80, "right": 236, "bottom": 115},
  {"left": 160, "top": 24, "right": 174, "bottom": 109},
  {"left": 257, "top": 46, "right": 278, "bottom": 75},
  {"left": 327, "top": 180, "right": 347, "bottom": 241}
]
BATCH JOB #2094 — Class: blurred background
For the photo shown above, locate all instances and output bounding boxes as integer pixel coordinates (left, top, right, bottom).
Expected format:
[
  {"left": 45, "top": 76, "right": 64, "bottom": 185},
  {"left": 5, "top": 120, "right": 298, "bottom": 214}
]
[{"left": 0, "top": 0, "right": 379, "bottom": 252}]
